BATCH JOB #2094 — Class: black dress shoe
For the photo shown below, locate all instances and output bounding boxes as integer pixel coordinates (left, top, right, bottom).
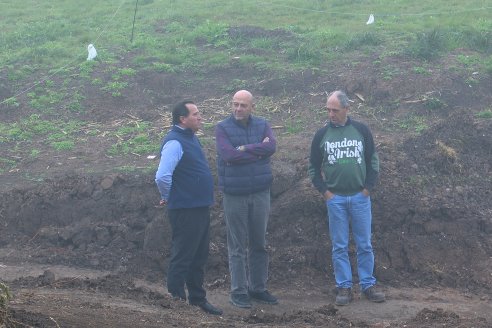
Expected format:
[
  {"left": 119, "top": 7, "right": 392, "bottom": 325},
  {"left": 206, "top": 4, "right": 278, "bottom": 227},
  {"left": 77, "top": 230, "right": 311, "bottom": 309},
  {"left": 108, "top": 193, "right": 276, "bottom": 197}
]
[{"left": 194, "top": 301, "right": 223, "bottom": 315}]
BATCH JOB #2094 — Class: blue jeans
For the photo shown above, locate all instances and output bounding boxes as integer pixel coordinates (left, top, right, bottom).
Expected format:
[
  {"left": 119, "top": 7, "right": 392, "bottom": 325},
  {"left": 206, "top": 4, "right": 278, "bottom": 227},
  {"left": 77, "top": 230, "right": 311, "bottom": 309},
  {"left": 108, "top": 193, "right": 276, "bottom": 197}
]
[
  {"left": 326, "top": 192, "right": 376, "bottom": 291},
  {"left": 223, "top": 189, "right": 270, "bottom": 295}
]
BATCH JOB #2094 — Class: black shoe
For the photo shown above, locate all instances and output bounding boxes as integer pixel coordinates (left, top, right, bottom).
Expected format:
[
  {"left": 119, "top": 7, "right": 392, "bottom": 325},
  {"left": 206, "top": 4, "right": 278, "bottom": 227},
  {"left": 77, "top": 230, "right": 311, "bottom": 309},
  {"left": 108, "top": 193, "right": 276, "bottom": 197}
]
[
  {"left": 230, "top": 293, "right": 252, "bottom": 308},
  {"left": 248, "top": 290, "right": 278, "bottom": 305},
  {"left": 193, "top": 301, "right": 223, "bottom": 315},
  {"left": 363, "top": 286, "right": 386, "bottom": 303},
  {"left": 335, "top": 288, "right": 353, "bottom": 306}
]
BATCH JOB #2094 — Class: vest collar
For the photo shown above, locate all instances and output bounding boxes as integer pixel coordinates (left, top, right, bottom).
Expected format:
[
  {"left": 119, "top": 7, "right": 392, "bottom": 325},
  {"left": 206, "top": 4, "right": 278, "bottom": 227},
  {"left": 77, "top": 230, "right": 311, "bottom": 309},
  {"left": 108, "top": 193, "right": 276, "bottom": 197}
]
[{"left": 172, "top": 124, "right": 194, "bottom": 136}]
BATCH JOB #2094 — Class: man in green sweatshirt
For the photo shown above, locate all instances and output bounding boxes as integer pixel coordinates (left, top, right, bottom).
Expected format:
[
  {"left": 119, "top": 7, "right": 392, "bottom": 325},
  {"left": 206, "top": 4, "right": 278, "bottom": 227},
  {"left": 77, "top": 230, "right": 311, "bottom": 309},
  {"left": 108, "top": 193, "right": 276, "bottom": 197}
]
[{"left": 309, "top": 90, "right": 385, "bottom": 306}]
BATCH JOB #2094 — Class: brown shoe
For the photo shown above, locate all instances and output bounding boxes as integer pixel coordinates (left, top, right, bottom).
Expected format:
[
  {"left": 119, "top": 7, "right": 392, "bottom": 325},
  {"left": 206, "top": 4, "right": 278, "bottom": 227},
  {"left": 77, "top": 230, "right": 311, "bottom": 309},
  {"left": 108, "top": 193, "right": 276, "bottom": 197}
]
[
  {"left": 335, "top": 288, "right": 353, "bottom": 306},
  {"left": 363, "top": 286, "right": 386, "bottom": 303}
]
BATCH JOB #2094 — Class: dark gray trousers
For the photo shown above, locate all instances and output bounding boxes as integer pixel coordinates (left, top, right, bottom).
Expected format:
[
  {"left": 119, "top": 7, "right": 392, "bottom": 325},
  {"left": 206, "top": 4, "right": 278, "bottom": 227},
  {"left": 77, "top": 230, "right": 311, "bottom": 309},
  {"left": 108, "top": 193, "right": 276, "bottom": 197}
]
[{"left": 224, "top": 189, "right": 270, "bottom": 295}]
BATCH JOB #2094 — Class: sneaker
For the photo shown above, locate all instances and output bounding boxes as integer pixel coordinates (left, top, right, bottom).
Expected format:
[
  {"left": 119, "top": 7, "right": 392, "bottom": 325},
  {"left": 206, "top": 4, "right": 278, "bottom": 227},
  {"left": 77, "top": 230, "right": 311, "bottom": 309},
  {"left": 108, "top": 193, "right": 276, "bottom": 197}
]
[
  {"left": 248, "top": 290, "right": 278, "bottom": 305},
  {"left": 230, "top": 293, "right": 252, "bottom": 308},
  {"left": 363, "top": 286, "right": 386, "bottom": 303},
  {"left": 335, "top": 288, "right": 353, "bottom": 306}
]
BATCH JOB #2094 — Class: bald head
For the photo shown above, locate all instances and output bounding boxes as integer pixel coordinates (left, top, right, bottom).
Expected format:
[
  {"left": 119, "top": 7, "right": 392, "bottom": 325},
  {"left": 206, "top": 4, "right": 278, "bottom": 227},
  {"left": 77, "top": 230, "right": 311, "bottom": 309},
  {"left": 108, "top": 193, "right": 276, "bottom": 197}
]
[
  {"left": 234, "top": 90, "right": 254, "bottom": 103},
  {"left": 232, "top": 90, "right": 255, "bottom": 124}
]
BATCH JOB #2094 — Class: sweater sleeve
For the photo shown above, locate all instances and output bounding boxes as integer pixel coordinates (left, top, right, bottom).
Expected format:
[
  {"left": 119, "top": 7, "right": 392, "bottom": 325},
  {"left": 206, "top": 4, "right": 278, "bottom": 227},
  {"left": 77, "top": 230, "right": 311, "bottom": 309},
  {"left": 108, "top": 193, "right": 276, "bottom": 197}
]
[
  {"left": 308, "top": 126, "right": 329, "bottom": 194},
  {"left": 155, "top": 140, "right": 183, "bottom": 201},
  {"left": 353, "top": 121, "right": 379, "bottom": 191},
  {"left": 215, "top": 124, "right": 262, "bottom": 164},
  {"left": 243, "top": 122, "right": 276, "bottom": 157}
]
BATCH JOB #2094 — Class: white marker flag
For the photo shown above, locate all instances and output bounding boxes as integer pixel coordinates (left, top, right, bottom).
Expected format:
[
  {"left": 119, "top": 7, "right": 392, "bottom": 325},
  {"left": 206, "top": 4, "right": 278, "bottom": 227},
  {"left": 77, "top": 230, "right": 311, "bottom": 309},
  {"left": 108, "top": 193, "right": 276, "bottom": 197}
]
[
  {"left": 366, "top": 14, "right": 375, "bottom": 25},
  {"left": 87, "top": 44, "right": 97, "bottom": 60}
]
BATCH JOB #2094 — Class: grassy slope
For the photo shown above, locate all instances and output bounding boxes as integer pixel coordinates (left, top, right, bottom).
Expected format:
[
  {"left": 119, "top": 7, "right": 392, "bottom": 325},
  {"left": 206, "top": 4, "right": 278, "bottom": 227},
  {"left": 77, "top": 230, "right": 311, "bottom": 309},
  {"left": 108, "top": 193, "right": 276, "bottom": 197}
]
[
  {"left": 2, "top": 0, "right": 491, "bottom": 69},
  {"left": 0, "top": 0, "right": 491, "bottom": 174}
]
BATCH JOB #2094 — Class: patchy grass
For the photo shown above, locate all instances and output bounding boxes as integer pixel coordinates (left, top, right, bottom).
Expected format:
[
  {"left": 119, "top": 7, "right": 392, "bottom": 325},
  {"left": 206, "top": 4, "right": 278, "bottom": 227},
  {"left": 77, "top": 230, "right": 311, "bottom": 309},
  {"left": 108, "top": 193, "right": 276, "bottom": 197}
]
[
  {"left": 394, "top": 115, "right": 429, "bottom": 134},
  {"left": 2, "top": 0, "right": 491, "bottom": 73},
  {"left": 476, "top": 109, "right": 492, "bottom": 119},
  {"left": 1, "top": 282, "right": 14, "bottom": 327},
  {"left": 107, "top": 121, "right": 161, "bottom": 156},
  {"left": 0, "top": 0, "right": 491, "bottom": 176}
]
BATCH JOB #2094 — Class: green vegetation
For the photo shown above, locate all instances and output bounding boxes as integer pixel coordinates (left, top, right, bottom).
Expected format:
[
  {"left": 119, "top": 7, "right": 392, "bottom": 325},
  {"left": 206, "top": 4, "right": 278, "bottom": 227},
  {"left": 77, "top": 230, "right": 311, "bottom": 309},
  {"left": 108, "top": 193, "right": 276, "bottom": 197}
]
[
  {"left": 2, "top": 0, "right": 491, "bottom": 74},
  {"left": 108, "top": 121, "right": 161, "bottom": 156},
  {"left": 27, "top": 88, "right": 66, "bottom": 112},
  {"left": 476, "top": 109, "right": 492, "bottom": 119},
  {"left": 425, "top": 97, "right": 446, "bottom": 110},
  {"left": 152, "top": 62, "right": 175, "bottom": 73},
  {"left": 0, "top": 115, "right": 84, "bottom": 167},
  {"left": 224, "top": 79, "right": 250, "bottom": 93},
  {"left": 0, "top": 114, "right": 81, "bottom": 141},
  {"left": 30, "top": 149, "right": 41, "bottom": 158},
  {"left": 406, "top": 28, "right": 449, "bottom": 60},
  {"left": 413, "top": 66, "right": 431, "bottom": 75},
  {"left": 101, "top": 81, "right": 128, "bottom": 97},
  {"left": 1, "top": 282, "right": 13, "bottom": 326},
  {"left": 51, "top": 140, "right": 75, "bottom": 151},
  {"left": 285, "top": 119, "right": 306, "bottom": 134},
  {"left": 484, "top": 55, "right": 492, "bottom": 75},
  {"left": 0, "top": 157, "right": 17, "bottom": 174},
  {"left": 394, "top": 116, "right": 429, "bottom": 134},
  {"left": 1, "top": 0, "right": 489, "bottom": 92},
  {"left": 0, "top": 0, "right": 490, "bottom": 178},
  {"left": 3, "top": 97, "right": 19, "bottom": 108},
  {"left": 109, "top": 134, "right": 158, "bottom": 155},
  {"left": 457, "top": 54, "right": 481, "bottom": 68}
]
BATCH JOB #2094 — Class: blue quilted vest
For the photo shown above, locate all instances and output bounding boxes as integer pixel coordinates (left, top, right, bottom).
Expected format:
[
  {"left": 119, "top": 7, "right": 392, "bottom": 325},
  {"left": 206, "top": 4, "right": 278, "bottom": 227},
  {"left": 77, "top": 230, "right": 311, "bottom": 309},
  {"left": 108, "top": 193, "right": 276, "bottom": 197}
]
[
  {"left": 162, "top": 126, "right": 214, "bottom": 209},
  {"left": 217, "top": 115, "right": 273, "bottom": 195}
]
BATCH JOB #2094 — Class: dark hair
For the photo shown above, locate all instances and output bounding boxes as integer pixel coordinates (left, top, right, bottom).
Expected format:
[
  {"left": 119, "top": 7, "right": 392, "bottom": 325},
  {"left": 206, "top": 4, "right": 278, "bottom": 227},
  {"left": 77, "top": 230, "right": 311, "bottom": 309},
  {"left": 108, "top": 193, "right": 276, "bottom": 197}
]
[{"left": 172, "top": 100, "right": 195, "bottom": 125}]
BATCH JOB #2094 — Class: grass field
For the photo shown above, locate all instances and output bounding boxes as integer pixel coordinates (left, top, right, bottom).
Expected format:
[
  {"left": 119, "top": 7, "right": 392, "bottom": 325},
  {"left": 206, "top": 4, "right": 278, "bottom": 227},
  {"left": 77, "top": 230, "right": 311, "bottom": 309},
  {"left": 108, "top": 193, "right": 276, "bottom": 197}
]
[
  {"left": 1, "top": 0, "right": 491, "bottom": 74},
  {"left": 0, "top": 0, "right": 491, "bottom": 173}
]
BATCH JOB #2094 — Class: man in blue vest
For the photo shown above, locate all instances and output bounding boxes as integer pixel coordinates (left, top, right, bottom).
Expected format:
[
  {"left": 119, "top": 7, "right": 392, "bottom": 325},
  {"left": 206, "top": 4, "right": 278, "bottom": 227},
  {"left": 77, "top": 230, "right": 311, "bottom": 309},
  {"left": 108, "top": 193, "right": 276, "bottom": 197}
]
[
  {"left": 216, "top": 90, "right": 278, "bottom": 308},
  {"left": 155, "top": 100, "right": 222, "bottom": 315}
]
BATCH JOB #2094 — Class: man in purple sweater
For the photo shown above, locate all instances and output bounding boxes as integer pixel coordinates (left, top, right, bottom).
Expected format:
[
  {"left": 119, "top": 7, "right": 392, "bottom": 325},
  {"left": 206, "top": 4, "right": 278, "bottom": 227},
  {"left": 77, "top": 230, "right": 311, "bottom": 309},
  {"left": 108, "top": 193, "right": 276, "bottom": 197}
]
[{"left": 216, "top": 90, "right": 278, "bottom": 308}]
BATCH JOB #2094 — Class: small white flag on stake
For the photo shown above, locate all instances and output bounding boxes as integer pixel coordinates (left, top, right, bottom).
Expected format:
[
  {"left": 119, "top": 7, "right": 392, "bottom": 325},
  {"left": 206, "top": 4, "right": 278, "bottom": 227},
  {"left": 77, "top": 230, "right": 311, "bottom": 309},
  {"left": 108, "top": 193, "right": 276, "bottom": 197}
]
[
  {"left": 87, "top": 44, "right": 97, "bottom": 60},
  {"left": 366, "top": 14, "right": 375, "bottom": 25}
]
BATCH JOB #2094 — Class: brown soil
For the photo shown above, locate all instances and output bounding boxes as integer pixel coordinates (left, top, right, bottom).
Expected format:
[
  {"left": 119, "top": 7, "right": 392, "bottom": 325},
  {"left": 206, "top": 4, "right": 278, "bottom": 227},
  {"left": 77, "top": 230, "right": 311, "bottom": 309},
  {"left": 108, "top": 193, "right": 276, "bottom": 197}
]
[{"left": 1, "top": 44, "right": 491, "bottom": 327}]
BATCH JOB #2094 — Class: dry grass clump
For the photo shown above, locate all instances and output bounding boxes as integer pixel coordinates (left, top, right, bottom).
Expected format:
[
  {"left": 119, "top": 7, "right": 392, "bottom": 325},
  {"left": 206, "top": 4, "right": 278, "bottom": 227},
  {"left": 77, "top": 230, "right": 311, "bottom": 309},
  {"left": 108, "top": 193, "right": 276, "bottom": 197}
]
[
  {"left": 436, "top": 140, "right": 458, "bottom": 161},
  {"left": 0, "top": 282, "right": 14, "bottom": 327}
]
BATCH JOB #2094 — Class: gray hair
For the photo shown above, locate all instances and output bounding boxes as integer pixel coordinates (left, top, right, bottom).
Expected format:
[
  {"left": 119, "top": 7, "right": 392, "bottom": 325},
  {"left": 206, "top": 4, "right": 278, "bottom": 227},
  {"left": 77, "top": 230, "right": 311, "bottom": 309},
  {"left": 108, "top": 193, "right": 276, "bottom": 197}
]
[
  {"left": 334, "top": 91, "right": 350, "bottom": 108},
  {"left": 328, "top": 90, "right": 350, "bottom": 108}
]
